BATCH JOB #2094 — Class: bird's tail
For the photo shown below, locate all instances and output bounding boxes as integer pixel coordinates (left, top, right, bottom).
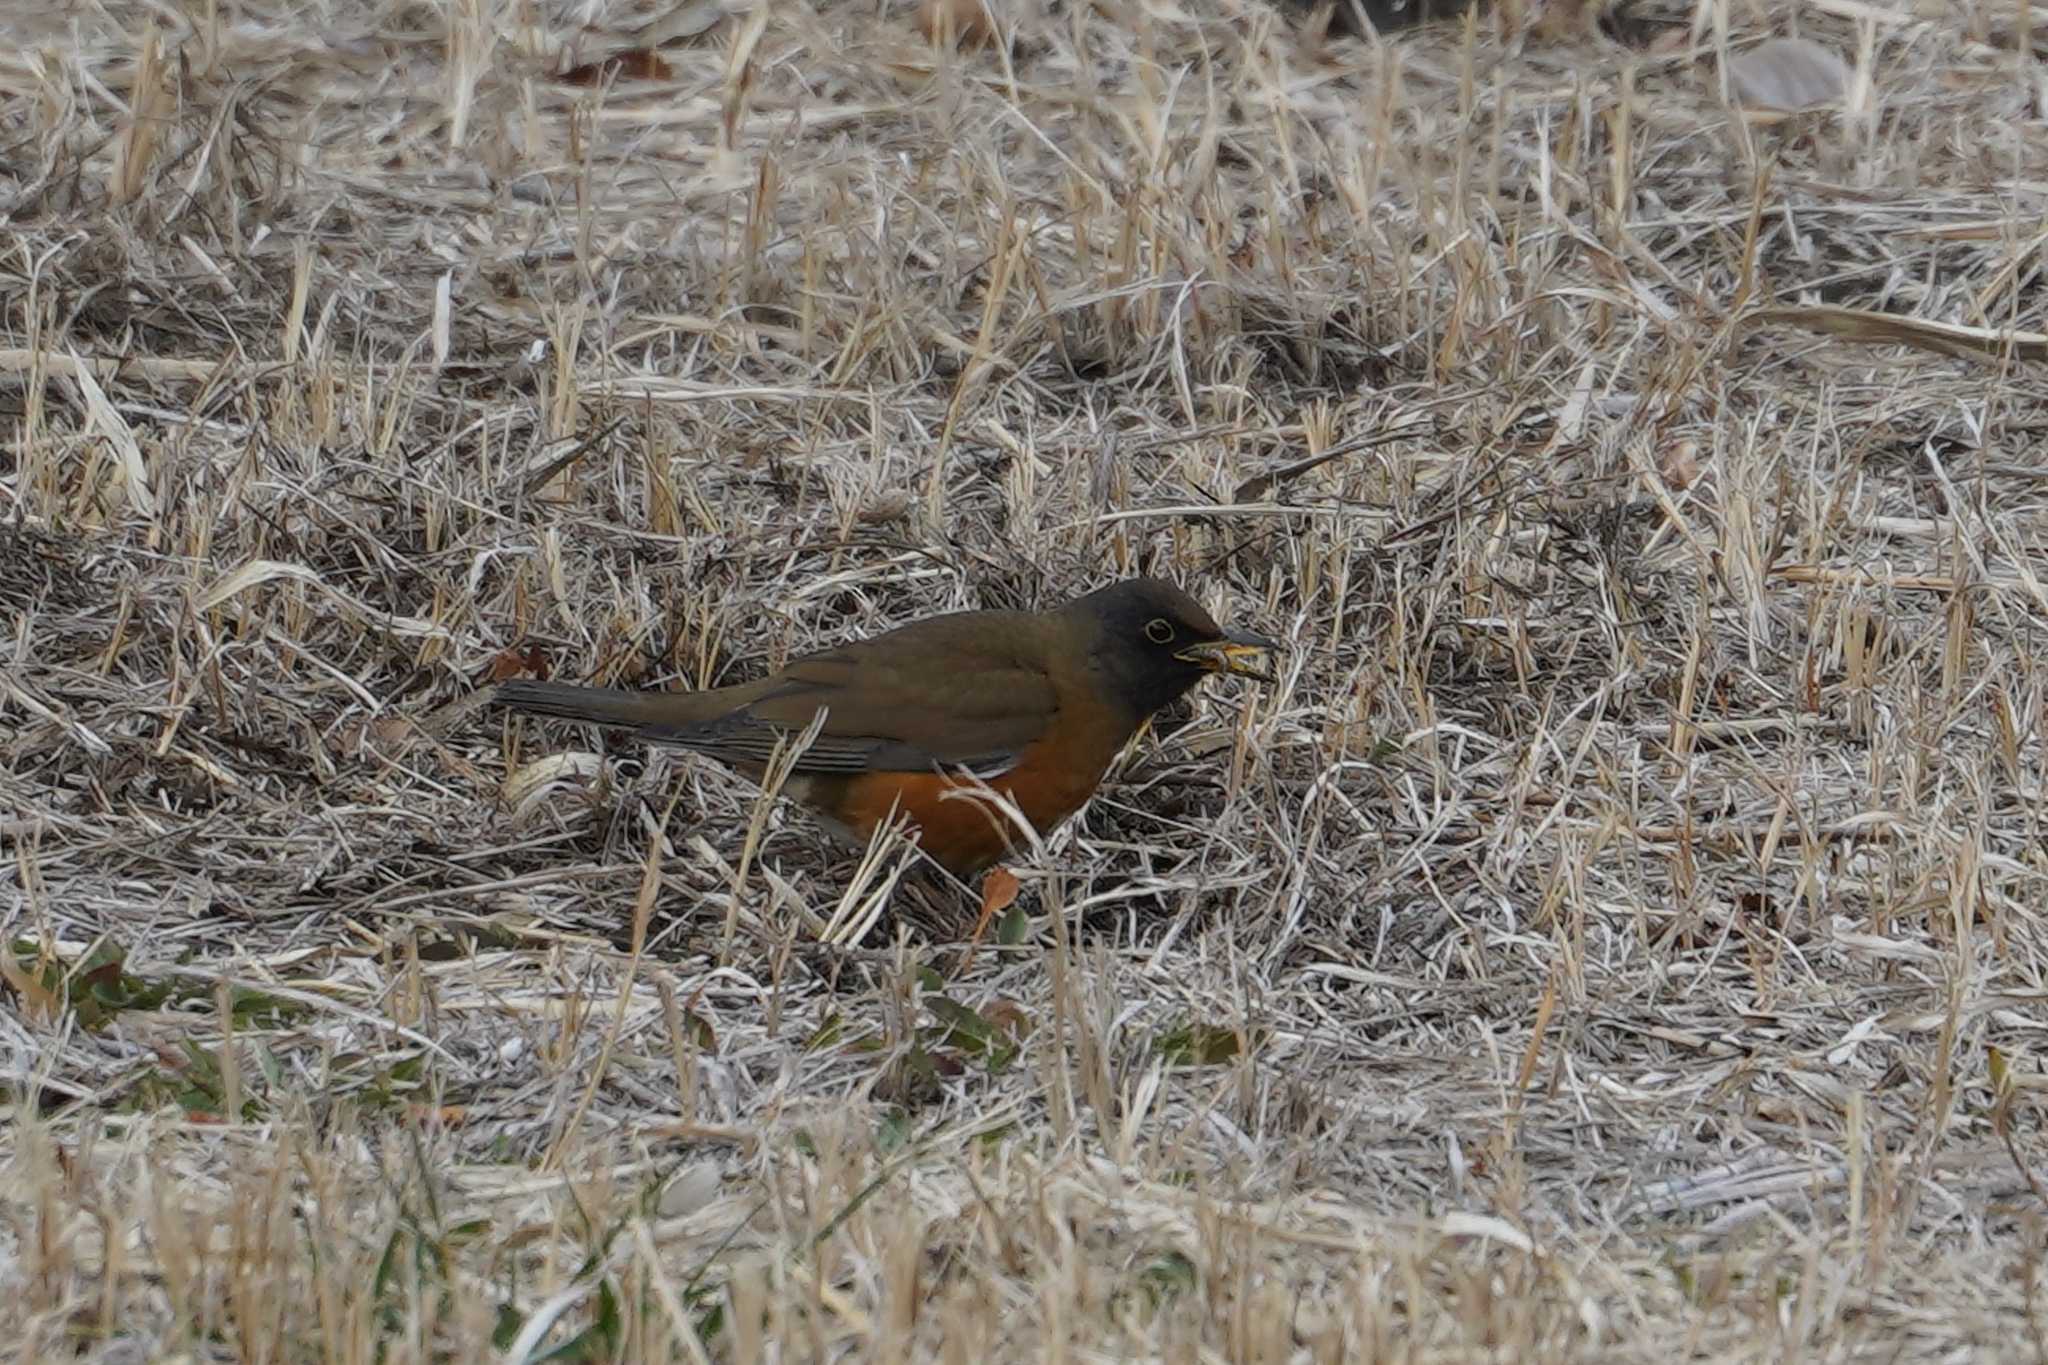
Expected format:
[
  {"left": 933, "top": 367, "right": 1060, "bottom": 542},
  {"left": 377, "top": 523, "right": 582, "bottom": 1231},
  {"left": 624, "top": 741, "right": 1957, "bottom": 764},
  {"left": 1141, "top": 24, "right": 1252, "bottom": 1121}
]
[{"left": 493, "top": 679, "right": 709, "bottom": 734}]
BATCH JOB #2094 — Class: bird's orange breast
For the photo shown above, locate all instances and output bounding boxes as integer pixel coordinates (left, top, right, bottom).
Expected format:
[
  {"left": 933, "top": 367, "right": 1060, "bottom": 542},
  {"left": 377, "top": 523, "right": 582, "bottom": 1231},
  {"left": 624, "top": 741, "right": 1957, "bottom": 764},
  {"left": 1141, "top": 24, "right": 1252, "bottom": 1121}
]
[{"left": 818, "top": 730, "right": 1118, "bottom": 877}]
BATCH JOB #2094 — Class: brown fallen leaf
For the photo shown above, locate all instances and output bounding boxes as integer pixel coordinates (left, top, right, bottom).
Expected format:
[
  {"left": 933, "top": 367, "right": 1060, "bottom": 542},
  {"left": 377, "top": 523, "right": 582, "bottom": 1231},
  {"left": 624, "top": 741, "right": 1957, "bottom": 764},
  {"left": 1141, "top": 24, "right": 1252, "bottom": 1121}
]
[
  {"left": 1657, "top": 438, "right": 1701, "bottom": 490},
  {"left": 487, "top": 645, "right": 550, "bottom": 683},
  {"left": 959, "top": 865, "right": 1021, "bottom": 970},
  {"left": 406, "top": 1104, "right": 470, "bottom": 1127},
  {"left": 0, "top": 939, "right": 59, "bottom": 1023},
  {"left": 918, "top": 0, "right": 997, "bottom": 48},
  {"left": 1526, "top": 0, "right": 1595, "bottom": 43},
  {"left": 558, "top": 50, "right": 676, "bottom": 85},
  {"left": 980, "top": 998, "right": 1034, "bottom": 1040}
]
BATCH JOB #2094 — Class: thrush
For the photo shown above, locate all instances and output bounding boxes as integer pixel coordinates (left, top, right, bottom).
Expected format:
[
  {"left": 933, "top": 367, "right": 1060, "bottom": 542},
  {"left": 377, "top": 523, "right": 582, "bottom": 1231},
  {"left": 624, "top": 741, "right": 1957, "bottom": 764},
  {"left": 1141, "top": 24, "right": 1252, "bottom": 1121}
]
[{"left": 495, "top": 577, "right": 1277, "bottom": 877}]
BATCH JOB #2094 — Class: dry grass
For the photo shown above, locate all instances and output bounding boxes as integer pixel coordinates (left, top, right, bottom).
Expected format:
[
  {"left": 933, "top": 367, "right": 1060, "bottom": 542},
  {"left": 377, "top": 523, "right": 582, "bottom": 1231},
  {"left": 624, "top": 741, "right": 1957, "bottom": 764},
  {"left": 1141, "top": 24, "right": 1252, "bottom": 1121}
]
[{"left": 6, "top": 0, "right": 2048, "bottom": 1358}]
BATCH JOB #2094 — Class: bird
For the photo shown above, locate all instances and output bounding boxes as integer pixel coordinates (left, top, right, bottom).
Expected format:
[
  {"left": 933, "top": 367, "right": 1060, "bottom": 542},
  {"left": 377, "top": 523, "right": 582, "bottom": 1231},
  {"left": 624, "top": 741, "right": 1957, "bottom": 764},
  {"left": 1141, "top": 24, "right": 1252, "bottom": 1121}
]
[{"left": 492, "top": 577, "right": 1278, "bottom": 879}]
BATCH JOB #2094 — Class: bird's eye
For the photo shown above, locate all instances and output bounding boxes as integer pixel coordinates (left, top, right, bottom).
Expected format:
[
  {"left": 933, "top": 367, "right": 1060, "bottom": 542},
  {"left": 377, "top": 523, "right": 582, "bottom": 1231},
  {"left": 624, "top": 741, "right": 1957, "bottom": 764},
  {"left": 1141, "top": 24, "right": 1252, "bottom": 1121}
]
[{"left": 1144, "top": 617, "right": 1175, "bottom": 644}]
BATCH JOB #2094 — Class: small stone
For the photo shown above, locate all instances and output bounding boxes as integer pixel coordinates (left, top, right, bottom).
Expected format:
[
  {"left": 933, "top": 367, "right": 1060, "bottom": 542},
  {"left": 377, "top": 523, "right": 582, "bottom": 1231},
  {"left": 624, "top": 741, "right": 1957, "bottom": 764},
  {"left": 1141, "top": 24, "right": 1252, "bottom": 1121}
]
[{"left": 1726, "top": 36, "right": 1852, "bottom": 114}]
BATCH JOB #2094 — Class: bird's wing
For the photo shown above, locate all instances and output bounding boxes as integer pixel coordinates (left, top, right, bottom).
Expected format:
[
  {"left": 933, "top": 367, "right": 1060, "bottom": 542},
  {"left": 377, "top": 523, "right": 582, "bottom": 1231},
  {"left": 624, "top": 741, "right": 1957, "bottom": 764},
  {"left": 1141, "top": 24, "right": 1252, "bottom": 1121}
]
[{"left": 651, "top": 612, "right": 1061, "bottom": 776}]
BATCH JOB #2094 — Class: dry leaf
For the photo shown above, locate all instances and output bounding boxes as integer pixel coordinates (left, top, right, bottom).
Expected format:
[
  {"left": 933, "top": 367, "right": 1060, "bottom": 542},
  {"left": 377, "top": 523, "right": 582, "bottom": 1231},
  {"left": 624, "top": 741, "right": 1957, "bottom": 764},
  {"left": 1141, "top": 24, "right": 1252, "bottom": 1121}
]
[
  {"left": 978, "top": 865, "right": 1020, "bottom": 921},
  {"left": 195, "top": 559, "right": 452, "bottom": 640},
  {"left": 370, "top": 715, "right": 413, "bottom": 749},
  {"left": 918, "top": 0, "right": 997, "bottom": 48},
  {"left": 859, "top": 490, "right": 915, "bottom": 525},
  {"left": 0, "top": 939, "right": 59, "bottom": 1022},
  {"left": 1745, "top": 304, "right": 2048, "bottom": 364},
  {"left": 1657, "top": 439, "right": 1701, "bottom": 490},
  {"left": 958, "top": 865, "right": 1021, "bottom": 969},
  {"left": 557, "top": 50, "right": 676, "bottom": 85},
  {"left": 1527, "top": 0, "right": 1594, "bottom": 43},
  {"left": 69, "top": 351, "right": 154, "bottom": 518},
  {"left": 405, "top": 1104, "right": 469, "bottom": 1126},
  {"left": 981, "top": 998, "right": 1034, "bottom": 1040},
  {"left": 502, "top": 751, "right": 606, "bottom": 816},
  {"left": 487, "top": 645, "right": 550, "bottom": 683},
  {"left": 111, "top": 25, "right": 172, "bottom": 206}
]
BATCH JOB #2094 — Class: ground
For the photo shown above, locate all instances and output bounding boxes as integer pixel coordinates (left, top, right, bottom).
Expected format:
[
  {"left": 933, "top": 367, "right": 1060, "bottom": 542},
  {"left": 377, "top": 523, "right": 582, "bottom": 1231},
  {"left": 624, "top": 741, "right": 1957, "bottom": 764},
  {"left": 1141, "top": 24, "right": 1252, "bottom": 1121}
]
[{"left": 4, "top": 0, "right": 2048, "bottom": 1359}]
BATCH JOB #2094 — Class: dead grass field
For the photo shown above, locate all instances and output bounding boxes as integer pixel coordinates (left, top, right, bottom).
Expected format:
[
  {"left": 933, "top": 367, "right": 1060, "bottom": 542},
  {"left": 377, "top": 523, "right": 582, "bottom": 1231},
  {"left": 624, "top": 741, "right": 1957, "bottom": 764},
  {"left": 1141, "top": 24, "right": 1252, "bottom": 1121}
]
[{"left": 7, "top": 0, "right": 2048, "bottom": 1359}]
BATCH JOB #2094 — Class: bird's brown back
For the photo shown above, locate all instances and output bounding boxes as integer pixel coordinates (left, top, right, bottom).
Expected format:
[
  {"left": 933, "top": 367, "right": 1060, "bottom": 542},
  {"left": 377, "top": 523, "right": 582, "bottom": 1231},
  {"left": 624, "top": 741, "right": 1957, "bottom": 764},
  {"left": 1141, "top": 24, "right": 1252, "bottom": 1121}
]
[{"left": 495, "top": 607, "right": 1072, "bottom": 778}]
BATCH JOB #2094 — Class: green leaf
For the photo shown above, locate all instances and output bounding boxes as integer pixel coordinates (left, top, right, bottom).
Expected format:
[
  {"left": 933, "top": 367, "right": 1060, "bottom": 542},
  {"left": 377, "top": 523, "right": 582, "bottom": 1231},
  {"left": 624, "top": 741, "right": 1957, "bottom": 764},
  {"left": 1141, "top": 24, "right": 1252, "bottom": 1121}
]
[
  {"left": 1137, "top": 1251, "right": 1198, "bottom": 1307},
  {"left": 997, "top": 902, "right": 1032, "bottom": 945},
  {"left": 371, "top": 1225, "right": 406, "bottom": 1302},
  {"left": 1157, "top": 1024, "right": 1246, "bottom": 1067},
  {"left": 924, "top": 996, "right": 1021, "bottom": 1072},
  {"left": 682, "top": 1011, "right": 717, "bottom": 1050},
  {"left": 805, "top": 1012, "right": 845, "bottom": 1051},
  {"left": 875, "top": 1108, "right": 913, "bottom": 1153},
  {"left": 445, "top": 1218, "right": 493, "bottom": 1246},
  {"left": 226, "top": 989, "right": 309, "bottom": 1026},
  {"left": 925, "top": 996, "right": 995, "bottom": 1054}
]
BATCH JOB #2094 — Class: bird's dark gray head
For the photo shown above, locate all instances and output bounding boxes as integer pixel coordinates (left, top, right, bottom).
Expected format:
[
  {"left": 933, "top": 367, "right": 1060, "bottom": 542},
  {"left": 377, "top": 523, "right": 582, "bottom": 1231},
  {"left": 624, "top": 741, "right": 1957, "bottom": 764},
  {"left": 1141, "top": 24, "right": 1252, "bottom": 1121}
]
[{"left": 1062, "top": 577, "right": 1277, "bottom": 721}]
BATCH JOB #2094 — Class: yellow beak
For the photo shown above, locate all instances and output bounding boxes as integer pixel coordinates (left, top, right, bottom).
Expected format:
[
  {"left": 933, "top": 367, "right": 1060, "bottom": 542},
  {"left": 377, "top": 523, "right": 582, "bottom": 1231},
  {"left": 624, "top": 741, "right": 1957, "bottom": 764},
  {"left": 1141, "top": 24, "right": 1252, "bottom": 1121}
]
[{"left": 1176, "top": 630, "right": 1279, "bottom": 684}]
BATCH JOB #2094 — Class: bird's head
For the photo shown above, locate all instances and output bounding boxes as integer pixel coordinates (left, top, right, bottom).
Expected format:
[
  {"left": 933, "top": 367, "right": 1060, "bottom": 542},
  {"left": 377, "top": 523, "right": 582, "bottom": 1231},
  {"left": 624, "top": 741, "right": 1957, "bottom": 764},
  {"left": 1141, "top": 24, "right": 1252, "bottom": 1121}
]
[{"left": 1064, "top": 576, "right": 1278, "bottom": 720}]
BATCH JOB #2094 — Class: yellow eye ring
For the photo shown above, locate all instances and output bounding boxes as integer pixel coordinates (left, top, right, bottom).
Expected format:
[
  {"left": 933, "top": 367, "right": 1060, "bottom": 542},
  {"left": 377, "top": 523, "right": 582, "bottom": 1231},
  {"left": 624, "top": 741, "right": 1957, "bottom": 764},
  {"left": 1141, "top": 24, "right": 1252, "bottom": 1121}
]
[{"left": 1144, "top": 618, "right": 1175, "bottom": 644}]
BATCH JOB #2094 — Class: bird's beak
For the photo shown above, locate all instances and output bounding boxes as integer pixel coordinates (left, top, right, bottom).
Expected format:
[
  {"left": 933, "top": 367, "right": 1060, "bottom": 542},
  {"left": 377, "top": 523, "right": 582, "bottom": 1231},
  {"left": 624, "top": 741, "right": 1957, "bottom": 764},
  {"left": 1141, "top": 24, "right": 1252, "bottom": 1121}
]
[{"left": 1176, "top": 629, "right": 1280, "bottom": 684}]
